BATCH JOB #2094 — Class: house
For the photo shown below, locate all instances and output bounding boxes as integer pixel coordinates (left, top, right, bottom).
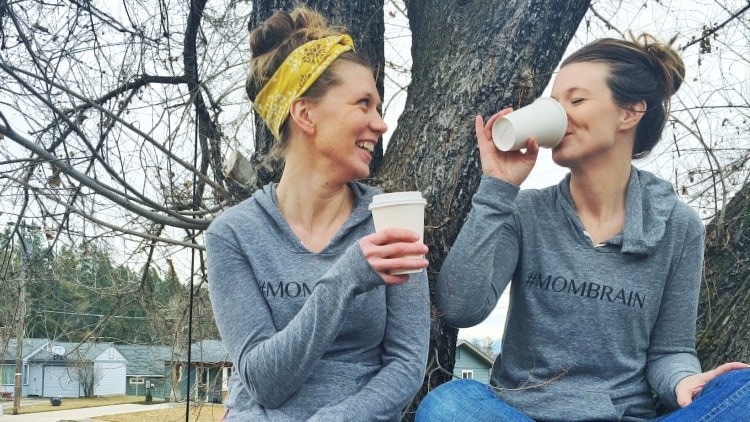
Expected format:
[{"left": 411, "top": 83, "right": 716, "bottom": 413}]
[
  {"left": 2, "top": 337, "right": 232, "bottom": 403},
  {"left": 118, "top": 341, "right": 233, "bottom": 403},
  {"left": 453, "top": 339, "right": 495, "bottom": 384},
  {"left": 169, "top": 339, "right": 231, "bottom": 404},
  {"left": 116, "top": 344, "right": 172, "bottom": 399},
  {"left": 1, "top": 338, "right": 48, "bottom": 398},
  {"left": 1, "top": 338, "right": 126, "bottom": 398}
]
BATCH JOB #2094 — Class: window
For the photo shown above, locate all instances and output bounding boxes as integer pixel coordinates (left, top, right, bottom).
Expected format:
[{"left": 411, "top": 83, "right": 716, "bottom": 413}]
[
  {"left": 222, "top": 367, "right": 232, "bottom": 391},
  {"left": 1, "top": 365, "right": 14, "bottom": 385},
  {"left": 23, "top": 364, "right": 29, "bottom": 386},
  {"left": 130, "top": 377, "right": 145, "bottom": 385},
  {"left": 461, "top": 370, "right": 474, "bottom": 379}
]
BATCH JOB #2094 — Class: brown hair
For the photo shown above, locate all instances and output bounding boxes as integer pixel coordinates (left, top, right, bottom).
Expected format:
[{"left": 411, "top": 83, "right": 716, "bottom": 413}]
[
  {"left": 246, "top": 6, "right": 370, "bottom": 158},
  {"left": 561, "top": 33, "right": 685, "bottom": 158}
]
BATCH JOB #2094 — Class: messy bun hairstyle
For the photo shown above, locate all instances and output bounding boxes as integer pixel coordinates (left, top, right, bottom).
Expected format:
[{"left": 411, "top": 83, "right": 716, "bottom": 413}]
[
  {"left": 246, "top": 6, "right": 370, "bottom": 153},
  {"left": 562, "top": 33, "right": 685, "bottom": 158}
]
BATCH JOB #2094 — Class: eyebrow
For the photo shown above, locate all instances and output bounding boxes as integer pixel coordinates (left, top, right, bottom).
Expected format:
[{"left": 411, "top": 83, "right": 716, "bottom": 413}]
[
  {"left": 552, "top": 87, "right": 591, "bottom": 100},
  {"left": 359, "top": 91, "right": 383, "bottom": 108}
]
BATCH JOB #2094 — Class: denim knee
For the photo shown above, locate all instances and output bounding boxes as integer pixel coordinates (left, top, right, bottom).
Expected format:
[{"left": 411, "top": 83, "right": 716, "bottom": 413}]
[
  {"left": 700, "top": 367, "right": 750, "bottom": 397},
  {"left": 416, "top": 379, "right": 532, "bottom": 422}
]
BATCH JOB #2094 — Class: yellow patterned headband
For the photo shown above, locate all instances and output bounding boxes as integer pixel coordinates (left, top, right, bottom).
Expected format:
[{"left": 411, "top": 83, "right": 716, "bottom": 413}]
[{"left": 253, "top": 35, "right": 355, "bottom": 140}]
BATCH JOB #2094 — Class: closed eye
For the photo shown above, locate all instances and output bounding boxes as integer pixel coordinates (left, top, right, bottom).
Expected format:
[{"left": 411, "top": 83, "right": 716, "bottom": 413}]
[{"left": 571, "top": 98, "right": 585, "bottom": 105}]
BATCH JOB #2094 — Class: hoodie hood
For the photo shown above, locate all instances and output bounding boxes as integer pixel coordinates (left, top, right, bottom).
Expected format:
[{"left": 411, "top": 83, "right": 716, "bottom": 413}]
[
  {"left": 558, "top": 167, "right": 677, "bottom": 255},
  {"left": 250, "top": 181, "right": 379, "bottom": 253}
]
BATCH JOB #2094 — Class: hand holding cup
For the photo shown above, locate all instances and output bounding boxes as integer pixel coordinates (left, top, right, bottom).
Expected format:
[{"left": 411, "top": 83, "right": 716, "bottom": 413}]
[
  {"left": 365, "top": 192, "right": 428, "bottom": 282},
  {"left": 359, "top": 228, "right": 428, "bottom": 285},
  {"left": 491, "top": 97, "right": 568, "bottom": 151},
  {"left": 476, "top": 110, "right": 539, "bottom": 187}
]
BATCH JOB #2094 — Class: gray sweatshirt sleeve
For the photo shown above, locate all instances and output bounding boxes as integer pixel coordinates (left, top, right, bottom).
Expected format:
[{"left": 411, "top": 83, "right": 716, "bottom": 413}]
[
  {"left": 206, "top": 232, "right": 382, "bottom": 409},
  {"left": 646, "top": 211, "right": 704, "bottom": 408},
  {"left": 437, "top": 176, "right": 521, "bottom": 328},
  {"left": 310, "top": 270, "right": 430, "bottom": 421}
]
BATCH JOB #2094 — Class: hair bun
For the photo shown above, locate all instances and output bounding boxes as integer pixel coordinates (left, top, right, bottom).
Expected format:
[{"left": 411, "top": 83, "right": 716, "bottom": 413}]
[
  {"left": 250, "top": 11, "right": 295, "bottom": 57},
  {"left": 635, "top": 33, "right": 685, "bottom": 97},
  {"left": 245, "top": 7, "right": 350, "bottom": 104}
]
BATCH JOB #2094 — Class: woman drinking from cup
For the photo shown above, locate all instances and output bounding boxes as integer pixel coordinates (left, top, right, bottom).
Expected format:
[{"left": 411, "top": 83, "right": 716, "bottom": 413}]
[{"left": 417, "top": 33, "right": 750, "bottom": 421}]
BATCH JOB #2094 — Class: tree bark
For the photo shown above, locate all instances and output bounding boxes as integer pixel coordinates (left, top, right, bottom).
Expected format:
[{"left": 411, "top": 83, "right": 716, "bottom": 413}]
[
  {"left": 378, "top": 1, "right": 589, "bottom": 415},
  {"left": 697, "top": 181, "right": 750, "bottom": 369}
]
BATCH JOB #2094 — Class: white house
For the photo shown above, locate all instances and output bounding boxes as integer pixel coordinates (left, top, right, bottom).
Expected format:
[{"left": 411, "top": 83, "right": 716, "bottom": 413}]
[{"left": 2, "top": 338, "right": 126, "bottom": 398}]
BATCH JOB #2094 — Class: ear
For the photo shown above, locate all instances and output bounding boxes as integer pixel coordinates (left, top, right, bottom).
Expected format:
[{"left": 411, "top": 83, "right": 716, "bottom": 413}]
[
  {"left": 289, "top": 98, "right": 316, "bottom": 136},
  {"left": 620, "top": 100, "right": 647, "bottom": 131}
]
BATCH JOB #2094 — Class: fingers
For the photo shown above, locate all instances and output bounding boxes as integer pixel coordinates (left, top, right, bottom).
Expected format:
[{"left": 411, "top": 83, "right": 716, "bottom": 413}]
[
  {"left": 524, "top": 137, "right": 540, "bottom": 155},
  {"left": 365, "top": 227, "right": 422, "bottom": 246},
  {"left": 360, "top": 229, "right": 429, "bottom": 284},
  {"left": 712, "top": 362, "right": 750, "bottom": 376},
  {"left": 675, "top": 361, "right": 750, "bottom": 407},
  {"left": 368, "top": 255, "right": 429, "bottom": 284},
  {"left": 475, "top": 109, "right": 513, "bottom": 148},
  {"left": 675, "top": 374, "right": 702, "bottom": 407},
  {"left": 476, "top": 111, "right": 539, "bottom": 186}
]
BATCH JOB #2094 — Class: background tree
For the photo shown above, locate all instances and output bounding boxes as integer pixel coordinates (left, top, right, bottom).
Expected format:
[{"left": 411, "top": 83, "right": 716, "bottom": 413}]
[{"left": 697, "top": 181, "right": 750, "bottom": 369}]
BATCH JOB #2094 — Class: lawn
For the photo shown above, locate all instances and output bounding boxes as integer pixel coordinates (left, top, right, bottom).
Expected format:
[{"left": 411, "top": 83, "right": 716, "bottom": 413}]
[
  {"left": 6, "top": 395, "right": 224, "bottom": 421},
  {"left": 95, "top": 403, "right": 224, "bottom": 422},
  {"left": 13, "top": 395, "right": 145, "bottom": 414}
]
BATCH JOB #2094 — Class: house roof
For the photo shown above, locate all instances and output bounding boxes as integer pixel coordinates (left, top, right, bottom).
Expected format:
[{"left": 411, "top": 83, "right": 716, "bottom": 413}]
[
  {"left": 456, "top": 339, "right": 495, "bottom": 367},
  {"left": 34, "top": 340, "right": 123, "bottom": 362},
  {"left": 4, "top": 338, "right": 230, "bottom": 368},
  {"left": 116, "top": 344, "right": 172, "bottom": 377},
  {"left": 2, "top": 338, "right": 125, "bottom": 363},
  {"left": 1, "top": 338, "right": 49, "bottom": 361},
  {"left": 173, "top": 339, "right": 230, "bottom": 364}
]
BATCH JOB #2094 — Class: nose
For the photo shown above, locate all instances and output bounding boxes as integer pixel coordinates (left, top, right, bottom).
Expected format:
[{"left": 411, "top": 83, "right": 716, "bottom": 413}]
[
  {"left": 560, "top": 104, "right": 572, "bottom": 128},
  {"left": 372, "top": 111, "right": 388, "bottom": 135}
]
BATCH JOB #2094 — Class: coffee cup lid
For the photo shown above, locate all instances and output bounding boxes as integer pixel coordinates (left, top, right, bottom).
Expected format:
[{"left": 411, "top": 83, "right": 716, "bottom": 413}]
[{"left": 369, "top": 191, "right": 426, "bottom": 209}]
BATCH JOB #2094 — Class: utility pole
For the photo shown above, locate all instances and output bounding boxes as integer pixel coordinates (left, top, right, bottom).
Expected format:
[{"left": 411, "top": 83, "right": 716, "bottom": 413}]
[{"left": 13, "top": 230, "right": 31, "bottom": 415}]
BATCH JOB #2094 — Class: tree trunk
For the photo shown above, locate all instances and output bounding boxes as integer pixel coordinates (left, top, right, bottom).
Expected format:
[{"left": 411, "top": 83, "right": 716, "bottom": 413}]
[
  {"left": 247, "top": 0, "right": 386, "bottom": 190},
  {"left": 697, "top": 181, "right": 750, "bottom": 369},
  {"left": 376, "top": 1, "right": 589, "bottom": 415},
  {"left": 245, "top": 1, "right": 589, "bottom": 419}
]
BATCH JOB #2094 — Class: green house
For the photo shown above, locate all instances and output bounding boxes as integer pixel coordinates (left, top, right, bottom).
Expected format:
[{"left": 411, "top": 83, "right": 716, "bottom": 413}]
[
  {"left": 453, "top": 340, "right": 495, "bottom": 384},
  {"left": 169, "top": 339, "right": 231, "bottom": 404},
  {"left": 116, "top": 344, "right": 172, "bottom": 399}
]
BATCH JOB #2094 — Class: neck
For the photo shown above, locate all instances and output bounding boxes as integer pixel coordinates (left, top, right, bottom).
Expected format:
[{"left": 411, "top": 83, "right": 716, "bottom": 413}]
[
  {"left": 570, "top": 167, "right": 630, "bottom": 216},
  {"left": 568, "top": 160, "right": 631, "bottom": 245},
  {"left": 275, "top": 153, "right": 354, "bottom": 253},
  {"left": 276, "top": 173, "right": 352, "bottom": 229}
]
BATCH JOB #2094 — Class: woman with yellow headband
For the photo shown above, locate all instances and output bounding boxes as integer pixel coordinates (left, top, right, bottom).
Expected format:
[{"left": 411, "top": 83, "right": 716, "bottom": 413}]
[{"left": 206, "top": 6, "right": 430, "bottom": 421}]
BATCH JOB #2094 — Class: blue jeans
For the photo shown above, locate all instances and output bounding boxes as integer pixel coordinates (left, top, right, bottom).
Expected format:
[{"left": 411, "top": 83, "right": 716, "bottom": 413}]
[{"left": 415, "top": 369, "right": 750, "bottom": 421}]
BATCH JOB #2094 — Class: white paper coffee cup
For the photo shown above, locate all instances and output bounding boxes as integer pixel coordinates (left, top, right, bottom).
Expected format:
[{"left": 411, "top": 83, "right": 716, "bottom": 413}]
[
  {"left": 368, "top": 191, "right": 426, "bottom": 275},
  {"left": 491, "top": 97, "right": 568, "bottom": 151}
]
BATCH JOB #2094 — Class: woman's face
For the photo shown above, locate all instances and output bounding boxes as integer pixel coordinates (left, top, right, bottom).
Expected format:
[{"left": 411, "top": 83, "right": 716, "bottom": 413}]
[
  {"left": 550, "top": 61, "right": 632, "bottom": 170},
  {"left": 306, "top": 61, "right": 387, "bottom": 181}
]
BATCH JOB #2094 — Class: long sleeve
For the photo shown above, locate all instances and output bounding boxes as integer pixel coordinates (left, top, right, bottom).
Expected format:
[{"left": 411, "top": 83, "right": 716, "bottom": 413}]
[
  {"left": 646, "top": 210, "right": 704, "bottom": 409},
  {"left": 206, "top": 232, "right": 381, "bottom": 409},
  {"left": 309, "top": 270, "right": 430, "bottom": 421},
  {"left": 437, "top": 175, "right": 522, "bottom": 328}
]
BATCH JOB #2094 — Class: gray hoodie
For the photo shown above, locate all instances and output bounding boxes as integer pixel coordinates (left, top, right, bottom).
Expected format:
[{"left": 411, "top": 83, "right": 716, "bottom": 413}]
[
  {"left": 206, "top": 181, "right": 429, "bottom": 421},
  {"left": 437, "top": 167, "right": 703, "bottom": 421}
]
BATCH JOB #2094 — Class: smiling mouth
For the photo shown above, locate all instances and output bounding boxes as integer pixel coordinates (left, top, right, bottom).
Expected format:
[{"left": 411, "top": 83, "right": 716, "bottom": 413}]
[{"left": 356, "top": 141, "right": 375, "bottom": 152}]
